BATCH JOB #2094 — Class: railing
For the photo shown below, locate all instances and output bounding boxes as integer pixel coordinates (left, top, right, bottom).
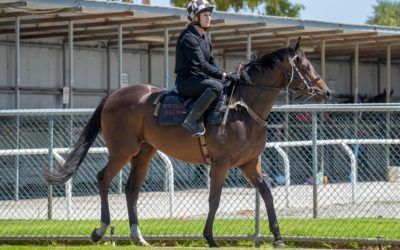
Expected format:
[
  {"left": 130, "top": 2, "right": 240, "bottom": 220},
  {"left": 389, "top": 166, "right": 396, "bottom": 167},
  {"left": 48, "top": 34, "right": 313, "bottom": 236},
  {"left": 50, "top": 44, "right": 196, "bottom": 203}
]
[{"left": 0, "top": 104, "right": 399, "bottom": 244}]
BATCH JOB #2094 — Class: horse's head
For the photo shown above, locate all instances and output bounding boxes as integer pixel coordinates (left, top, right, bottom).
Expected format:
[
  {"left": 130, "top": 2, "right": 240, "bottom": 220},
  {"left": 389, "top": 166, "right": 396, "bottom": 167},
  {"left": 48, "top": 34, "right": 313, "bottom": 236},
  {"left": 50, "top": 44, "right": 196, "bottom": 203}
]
[
  {"left": 241, "top": 37, "right": 331, "bottom": 103},
  {"left": 283, "top": 37, "right": 331, "bottom": 103}
]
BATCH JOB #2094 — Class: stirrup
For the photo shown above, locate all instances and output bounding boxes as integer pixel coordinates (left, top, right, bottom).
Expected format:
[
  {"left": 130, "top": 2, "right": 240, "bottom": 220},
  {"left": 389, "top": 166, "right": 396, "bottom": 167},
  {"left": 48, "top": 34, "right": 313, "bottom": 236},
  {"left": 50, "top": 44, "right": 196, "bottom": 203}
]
[{"left": 182, "top": 120, "right": 205, "bottom": 137}]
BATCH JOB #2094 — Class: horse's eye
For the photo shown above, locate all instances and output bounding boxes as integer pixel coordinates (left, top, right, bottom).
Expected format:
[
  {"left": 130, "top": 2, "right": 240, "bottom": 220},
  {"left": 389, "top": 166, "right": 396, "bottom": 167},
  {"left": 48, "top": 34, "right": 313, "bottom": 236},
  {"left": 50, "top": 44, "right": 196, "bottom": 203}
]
[{"left": 303, "top": 65, "right": 311, "bottom": 72}]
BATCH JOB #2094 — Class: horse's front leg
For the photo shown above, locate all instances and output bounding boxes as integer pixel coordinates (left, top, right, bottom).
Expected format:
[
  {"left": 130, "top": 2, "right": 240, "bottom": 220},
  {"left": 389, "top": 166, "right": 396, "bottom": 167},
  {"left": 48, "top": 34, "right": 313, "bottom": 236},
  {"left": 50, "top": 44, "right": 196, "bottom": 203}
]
[
  {"left": 203, "top": 163, "right": 229, "bottom": 247},
  {"left": 238, "top": 157, "right": 284, "bottom": 248}
]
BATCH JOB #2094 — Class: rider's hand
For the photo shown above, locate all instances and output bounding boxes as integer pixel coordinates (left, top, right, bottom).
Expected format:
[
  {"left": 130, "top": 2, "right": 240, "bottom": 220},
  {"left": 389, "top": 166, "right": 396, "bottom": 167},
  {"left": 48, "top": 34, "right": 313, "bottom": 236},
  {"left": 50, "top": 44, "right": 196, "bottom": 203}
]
[{"left": 226, "top": 72, "right": 241, "bottom": 82}]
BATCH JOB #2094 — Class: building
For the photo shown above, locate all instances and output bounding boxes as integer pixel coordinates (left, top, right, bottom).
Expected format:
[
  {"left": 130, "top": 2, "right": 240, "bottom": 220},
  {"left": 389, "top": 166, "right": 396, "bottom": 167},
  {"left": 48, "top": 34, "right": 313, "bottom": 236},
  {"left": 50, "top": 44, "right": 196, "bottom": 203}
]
[{"left": 0, "top": 0, "right": 399, "bottom": 109}]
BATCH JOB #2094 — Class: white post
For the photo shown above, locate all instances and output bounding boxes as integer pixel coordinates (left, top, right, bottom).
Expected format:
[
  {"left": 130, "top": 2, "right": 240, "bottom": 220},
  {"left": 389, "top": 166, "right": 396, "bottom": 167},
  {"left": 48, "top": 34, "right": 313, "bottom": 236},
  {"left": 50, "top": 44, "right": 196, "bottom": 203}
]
[
  {"left": 341, "top": 143, "right": 357, "bottom": 203},
  {"left": 274, "top": 145, "right": 290, "bottom": 208},
  {"left": 158, "top": 152, "right": 174, "bottom": 218}
]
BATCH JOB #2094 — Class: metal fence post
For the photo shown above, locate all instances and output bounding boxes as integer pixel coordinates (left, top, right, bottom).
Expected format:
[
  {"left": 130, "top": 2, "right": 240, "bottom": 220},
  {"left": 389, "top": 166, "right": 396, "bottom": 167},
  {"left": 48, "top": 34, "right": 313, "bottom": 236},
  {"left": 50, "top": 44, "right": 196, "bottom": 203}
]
[
  {"left": 312, "top": 112, "right": 318, "bottom": 219},
  {"left": 254, "top": 190, "right": 261, "bottom": 247},
  {"left": 14, "top": 116, "right": 20, "bottom": 201},
  {"left": 47, "top": 116, "right": 54, "bottom": 220}
]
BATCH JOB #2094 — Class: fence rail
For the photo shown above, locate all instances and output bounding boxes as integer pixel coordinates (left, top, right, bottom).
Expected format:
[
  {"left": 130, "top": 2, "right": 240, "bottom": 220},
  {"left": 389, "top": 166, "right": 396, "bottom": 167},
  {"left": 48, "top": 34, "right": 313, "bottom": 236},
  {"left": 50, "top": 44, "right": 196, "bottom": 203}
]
[{"left": 0, "top": 104, "right": 399, "bottom": 245}]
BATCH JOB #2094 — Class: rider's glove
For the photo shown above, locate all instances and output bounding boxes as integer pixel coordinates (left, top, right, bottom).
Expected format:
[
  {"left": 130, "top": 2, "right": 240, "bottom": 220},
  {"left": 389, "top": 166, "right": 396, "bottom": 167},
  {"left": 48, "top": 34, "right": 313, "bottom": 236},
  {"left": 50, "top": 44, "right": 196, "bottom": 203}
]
[{"left": 226, "top": 72, "right": 241, "bottom": 83}]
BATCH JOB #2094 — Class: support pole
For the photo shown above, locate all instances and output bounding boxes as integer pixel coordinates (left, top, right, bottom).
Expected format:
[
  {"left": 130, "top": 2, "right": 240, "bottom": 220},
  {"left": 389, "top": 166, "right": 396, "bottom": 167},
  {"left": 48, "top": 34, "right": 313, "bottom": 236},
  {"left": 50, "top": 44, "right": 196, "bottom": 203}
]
[
  {"left": 386, "top": 45, "right": 391, "bottom": 102},
  {"left": 385, "top": 45, "right": 392, "bottom": 180},
  {"left": 320, "top": 40, "right": 326, "bottom": 175},
  {"left": 352, "top": 43, "right": 360, "bottom": 187},
  {"left": 353, "top": 43, "right": 359, "bottom": 103},
  {"left": 222, "top": 49, "right": 226, "bottom": 70},
  {"left": 164, "top": 28, "right": 169, "bottom": 89},
  {"left": 118, "top": 25, "right": 123, "bottom": 89},
  {"left": 63, "top": 42, "right": 68, "bottom": 108},
  {"left": 320, "top": 40, "right": 326, "bottom": 79},
  {"left": 284, "top": 39, "right": 290, "bottom": 165},
  {"left": 106, "top": 43, "right": 111, "bottom": 94},
  {"left": 68, "top": 21, "right": 74, "bottom": 108},
  {"left": 14, "top": 16, "right": 20, "bottom": 201},
  {"left": 65, "top": 21, "right": 74, "bottom": 201},
  {"left": 246, "top": 35, "right": 252, "bottom": 61},
  {"left": 148, "top": 45, "right": 152, "bottom": 83},
  {"left": 15, "top": 16, "right": 20, "bottom": 109},
  {"left": 118, "top": 25, "right": 123, "bottom": 194}
]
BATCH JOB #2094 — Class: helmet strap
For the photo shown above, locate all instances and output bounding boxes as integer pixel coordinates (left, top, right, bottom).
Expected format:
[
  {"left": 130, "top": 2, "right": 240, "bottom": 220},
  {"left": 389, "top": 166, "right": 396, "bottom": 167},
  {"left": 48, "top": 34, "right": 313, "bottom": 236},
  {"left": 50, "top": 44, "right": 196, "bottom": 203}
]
[{"left": 193, "top": 14, "right": 210, "bottom": 31}]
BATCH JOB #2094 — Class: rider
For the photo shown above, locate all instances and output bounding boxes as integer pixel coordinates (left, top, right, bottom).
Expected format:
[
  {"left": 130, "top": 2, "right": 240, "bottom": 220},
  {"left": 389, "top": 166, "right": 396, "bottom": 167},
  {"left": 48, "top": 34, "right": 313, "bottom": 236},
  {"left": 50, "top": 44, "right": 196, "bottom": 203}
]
[{"left": 175, "top": 0, "right": 241, "bottom": 137}]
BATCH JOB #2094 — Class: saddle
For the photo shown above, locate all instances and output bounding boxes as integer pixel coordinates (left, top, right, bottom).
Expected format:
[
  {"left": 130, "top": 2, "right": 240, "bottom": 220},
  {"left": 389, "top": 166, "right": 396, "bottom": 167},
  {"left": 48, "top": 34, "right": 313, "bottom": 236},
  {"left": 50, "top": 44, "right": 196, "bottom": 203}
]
[{"left": 153, "top": 87, "right": 226, "bottom": 126}]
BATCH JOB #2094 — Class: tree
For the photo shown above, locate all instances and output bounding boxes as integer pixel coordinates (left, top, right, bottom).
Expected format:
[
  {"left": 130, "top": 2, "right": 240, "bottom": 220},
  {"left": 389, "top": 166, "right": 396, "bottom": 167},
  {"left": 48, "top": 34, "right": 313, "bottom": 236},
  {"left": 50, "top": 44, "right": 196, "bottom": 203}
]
[
  {"left": 170, "top": 0, "right": 304, "bottom": 18},
  {"left": 367, "top": 0, "right": 400, "bottom": 27}
]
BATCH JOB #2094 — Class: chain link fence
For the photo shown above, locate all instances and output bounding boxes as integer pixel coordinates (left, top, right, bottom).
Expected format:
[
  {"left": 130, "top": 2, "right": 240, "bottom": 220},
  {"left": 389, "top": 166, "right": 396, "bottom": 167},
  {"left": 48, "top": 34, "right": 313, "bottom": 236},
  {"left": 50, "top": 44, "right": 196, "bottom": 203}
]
[{"left": 0, "top": 105, "right": 399, "bottom": 244}]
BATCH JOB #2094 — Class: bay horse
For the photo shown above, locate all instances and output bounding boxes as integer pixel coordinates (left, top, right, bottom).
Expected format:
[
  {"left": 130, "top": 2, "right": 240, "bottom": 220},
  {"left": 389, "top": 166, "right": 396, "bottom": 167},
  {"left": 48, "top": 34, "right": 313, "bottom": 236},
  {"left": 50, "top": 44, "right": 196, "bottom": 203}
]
[{"left": 44, "top": 37, "right": 330, "bottom": 247}]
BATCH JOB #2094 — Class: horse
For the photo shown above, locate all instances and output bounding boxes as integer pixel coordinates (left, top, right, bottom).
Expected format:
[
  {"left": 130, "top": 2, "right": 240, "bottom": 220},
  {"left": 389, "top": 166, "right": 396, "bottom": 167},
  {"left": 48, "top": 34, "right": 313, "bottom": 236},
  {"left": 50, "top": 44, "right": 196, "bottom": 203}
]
[
  {"left": 365, "top": 89, "right": 393, "bottom": 103},
  {"left": 44, "top": 37, "right": 330, "bottom": 247}
]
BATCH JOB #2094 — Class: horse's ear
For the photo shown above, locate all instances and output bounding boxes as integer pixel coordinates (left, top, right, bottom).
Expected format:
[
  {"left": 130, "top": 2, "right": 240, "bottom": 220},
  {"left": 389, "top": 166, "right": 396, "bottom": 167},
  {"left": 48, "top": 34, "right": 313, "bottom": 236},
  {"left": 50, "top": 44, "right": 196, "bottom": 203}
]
[
  {"left": 294, "top": 36, "right": 301, "bottom": 51},
  {"left": 383, "top": 89, "right": 386, "bottom": 94},
  {"left": 390, "top": 89, "right": 394, "bottom": 95},
  {"left": 250, "top": 54, "right": 257, "bottom": 61}
]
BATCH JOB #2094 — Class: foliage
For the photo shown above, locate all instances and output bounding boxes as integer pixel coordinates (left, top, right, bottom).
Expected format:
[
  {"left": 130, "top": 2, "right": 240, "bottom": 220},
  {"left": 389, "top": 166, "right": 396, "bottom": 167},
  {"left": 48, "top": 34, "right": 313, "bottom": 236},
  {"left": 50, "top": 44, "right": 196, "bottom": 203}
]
[
  {"left": 170, "top": 0, "right": 304, "bottom": 17},
  {"left": 367, "top": 0, "right": 400, "bottom": 27}
]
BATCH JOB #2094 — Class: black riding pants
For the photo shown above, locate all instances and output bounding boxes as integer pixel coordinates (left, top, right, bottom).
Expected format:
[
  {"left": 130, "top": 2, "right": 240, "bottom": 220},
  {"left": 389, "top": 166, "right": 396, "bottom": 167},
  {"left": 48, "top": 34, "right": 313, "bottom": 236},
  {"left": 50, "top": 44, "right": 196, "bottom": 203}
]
[{"left": 175, "top": 76, "right": 224, "bottom": 99}]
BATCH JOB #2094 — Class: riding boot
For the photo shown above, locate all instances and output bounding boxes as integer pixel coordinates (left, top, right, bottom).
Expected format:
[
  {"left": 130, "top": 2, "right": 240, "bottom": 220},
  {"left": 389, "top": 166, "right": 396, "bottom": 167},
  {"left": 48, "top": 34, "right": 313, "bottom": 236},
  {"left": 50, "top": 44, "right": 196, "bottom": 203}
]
[{"left": 182, "top": 88, "right": 218, "bottom": 137}]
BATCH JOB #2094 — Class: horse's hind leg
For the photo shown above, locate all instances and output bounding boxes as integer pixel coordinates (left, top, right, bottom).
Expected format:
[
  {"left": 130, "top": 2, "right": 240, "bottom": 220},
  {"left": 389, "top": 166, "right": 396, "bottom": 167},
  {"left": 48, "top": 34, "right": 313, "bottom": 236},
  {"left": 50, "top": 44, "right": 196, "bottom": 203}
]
[
  {"left": 91, "top": 154, "right": 131, "bottom": 243},
  {"left": 125, "top": 142, "right": 156, "bottom": 246}
]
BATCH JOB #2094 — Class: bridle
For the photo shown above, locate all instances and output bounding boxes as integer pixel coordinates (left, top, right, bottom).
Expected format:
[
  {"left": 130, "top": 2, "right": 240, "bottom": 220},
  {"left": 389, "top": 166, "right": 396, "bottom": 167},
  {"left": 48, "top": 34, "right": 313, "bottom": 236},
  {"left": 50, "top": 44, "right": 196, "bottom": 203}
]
[
  {"left": 240, "top": 53, "right": 321, "bottom": 96},
  {"left": 225, "top": 52, "right": 323, "bottom": 127}
]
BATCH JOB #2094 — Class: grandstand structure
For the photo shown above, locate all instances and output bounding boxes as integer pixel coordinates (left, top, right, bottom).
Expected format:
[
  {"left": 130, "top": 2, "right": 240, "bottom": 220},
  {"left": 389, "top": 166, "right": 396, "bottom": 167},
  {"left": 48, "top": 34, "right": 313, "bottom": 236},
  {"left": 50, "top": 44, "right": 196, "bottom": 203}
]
[{"left": 0, "top": 0, "right": 399, "bottom": 109}]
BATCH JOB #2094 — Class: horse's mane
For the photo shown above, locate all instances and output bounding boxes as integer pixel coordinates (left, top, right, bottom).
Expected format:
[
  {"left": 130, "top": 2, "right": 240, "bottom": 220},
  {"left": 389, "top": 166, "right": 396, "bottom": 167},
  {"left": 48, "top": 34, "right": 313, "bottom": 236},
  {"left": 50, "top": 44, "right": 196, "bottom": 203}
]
[{"left": 244, "top": 47, "right": 293, "bottom": 75}]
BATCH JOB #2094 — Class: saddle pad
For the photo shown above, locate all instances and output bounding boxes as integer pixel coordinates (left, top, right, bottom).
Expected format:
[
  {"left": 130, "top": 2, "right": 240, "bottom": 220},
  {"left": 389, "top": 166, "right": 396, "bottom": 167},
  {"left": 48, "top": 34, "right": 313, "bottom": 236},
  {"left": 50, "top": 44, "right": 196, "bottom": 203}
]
[{"left": 156, "top": 92, "right": 224, "bottom": 127}]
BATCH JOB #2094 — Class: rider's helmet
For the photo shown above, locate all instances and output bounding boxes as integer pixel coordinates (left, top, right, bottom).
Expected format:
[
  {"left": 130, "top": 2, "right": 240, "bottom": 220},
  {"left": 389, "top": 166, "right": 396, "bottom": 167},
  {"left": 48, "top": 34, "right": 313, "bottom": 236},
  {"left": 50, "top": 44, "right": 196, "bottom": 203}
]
[{"left": 186, "top": 0, "right": 214, "bottom": 22}]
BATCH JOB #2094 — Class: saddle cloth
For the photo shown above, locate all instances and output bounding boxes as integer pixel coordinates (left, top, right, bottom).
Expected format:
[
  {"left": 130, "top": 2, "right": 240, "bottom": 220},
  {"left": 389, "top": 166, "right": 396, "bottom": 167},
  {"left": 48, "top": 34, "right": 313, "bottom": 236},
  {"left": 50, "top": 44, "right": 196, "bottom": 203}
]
[{"left": 154, "top": 88, "right": 225, "bottom": 127}]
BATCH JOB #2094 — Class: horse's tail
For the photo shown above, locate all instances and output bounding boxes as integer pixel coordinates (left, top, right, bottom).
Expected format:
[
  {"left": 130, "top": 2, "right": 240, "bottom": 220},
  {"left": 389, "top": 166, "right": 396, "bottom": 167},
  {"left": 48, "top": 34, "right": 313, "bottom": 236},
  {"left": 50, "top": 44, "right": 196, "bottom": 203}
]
[{"left": 44, "top": 96, "right": 108, "bottom": 185}]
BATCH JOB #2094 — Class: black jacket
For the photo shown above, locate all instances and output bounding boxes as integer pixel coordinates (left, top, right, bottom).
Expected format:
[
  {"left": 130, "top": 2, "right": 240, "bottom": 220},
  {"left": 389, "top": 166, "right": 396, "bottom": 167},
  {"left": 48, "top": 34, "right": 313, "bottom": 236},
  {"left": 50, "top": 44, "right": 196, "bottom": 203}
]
[{"left": 174, "top": 24, "right": 224, "bottom": 80}]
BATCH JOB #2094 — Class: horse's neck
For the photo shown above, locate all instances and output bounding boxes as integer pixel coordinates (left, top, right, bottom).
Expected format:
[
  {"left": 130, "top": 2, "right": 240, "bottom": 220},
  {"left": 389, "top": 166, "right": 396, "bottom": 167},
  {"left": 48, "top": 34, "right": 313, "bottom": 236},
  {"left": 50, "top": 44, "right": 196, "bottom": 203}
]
[{"left": 237, "top": 69, "right": 283, "bottom": 119}]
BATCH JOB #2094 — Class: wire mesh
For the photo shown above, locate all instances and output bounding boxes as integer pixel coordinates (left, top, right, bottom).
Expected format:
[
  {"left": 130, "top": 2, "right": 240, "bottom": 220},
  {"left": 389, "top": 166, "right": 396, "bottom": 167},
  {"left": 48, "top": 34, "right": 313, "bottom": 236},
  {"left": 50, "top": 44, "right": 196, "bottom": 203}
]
[{"left": 0, "top": 106, "right": 399, "bottom": 241}]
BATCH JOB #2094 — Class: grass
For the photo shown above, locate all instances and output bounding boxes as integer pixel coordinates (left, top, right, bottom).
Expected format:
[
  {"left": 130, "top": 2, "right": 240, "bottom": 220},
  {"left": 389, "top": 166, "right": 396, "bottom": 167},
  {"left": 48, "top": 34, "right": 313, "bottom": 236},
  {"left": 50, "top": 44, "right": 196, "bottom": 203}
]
[{"left": 0, "top": 218, "right": 399, "bottom": 240}]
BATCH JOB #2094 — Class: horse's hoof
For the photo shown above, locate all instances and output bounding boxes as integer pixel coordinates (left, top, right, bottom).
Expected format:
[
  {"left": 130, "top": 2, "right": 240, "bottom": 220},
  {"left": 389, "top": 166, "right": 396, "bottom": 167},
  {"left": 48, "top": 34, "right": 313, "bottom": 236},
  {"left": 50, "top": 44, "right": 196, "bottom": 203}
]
[
  {"left": 273, "top": 240, "right": 285, "bottom": 248},
  {"left": 91, "top": 228, "right": 103, "bottom": 243},
  {"left": 204, "top": 236, "right": 219, "bottom": 248},
  {"left": 130, "top": 235, "right": 150, "bottom": 247},
  {"left": 136, "top": 238, "right": 150, "bottom": 247},
  {"left": 139, "top": 240, "right": 150, "bottom": 247}
]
